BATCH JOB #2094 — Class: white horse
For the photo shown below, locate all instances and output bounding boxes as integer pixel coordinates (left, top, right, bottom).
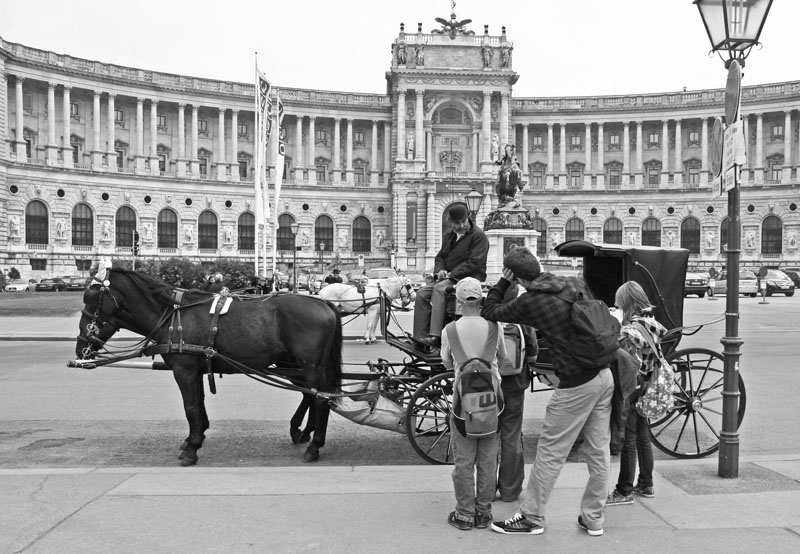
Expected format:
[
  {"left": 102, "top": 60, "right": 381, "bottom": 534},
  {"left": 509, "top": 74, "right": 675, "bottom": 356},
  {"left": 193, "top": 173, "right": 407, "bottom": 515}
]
[{"left": 319, "top": 276, "right": 415, "bottom": 344}]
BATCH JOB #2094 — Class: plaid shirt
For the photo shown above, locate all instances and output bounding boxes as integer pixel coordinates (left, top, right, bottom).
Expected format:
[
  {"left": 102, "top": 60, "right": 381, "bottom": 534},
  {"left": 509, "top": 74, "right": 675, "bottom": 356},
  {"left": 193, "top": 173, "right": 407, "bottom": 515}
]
[{"left": 481, "top": 273, "right": 598, "bottom": 388}]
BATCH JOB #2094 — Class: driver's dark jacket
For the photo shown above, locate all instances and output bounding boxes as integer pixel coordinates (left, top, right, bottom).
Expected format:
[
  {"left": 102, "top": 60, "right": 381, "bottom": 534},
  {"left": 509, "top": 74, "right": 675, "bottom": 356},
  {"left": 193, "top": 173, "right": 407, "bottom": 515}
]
[
  {"left": 433, "top": 220, "right": 489, "bottom": 282},
  {"left": 481, "top": 273, "right": 601, "bottom": 389}
]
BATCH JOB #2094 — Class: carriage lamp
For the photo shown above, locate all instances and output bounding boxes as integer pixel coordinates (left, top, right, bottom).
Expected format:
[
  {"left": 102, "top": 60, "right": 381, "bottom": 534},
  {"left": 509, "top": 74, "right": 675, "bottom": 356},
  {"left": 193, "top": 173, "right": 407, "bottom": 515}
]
[
  {"left": 290, "top": 222, "right": 299, "bottom": 294},
  {"left": 695, "top": 0, "right": 772, "bottom": 479},
  {"left": 464, "top": 185, "right": 483, "bottom": 224}
]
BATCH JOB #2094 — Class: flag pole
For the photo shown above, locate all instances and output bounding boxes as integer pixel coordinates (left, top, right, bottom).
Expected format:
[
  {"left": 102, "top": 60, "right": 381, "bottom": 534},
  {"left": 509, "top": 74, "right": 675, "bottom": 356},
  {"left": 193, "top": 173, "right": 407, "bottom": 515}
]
[{"left": 253, "top": 52, "right": 262, "bottom": 277}]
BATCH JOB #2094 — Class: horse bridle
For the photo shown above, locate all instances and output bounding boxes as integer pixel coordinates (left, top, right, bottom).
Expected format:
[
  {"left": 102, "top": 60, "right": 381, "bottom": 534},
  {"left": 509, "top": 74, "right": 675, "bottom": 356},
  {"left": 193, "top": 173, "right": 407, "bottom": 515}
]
[{"left": 77, "top": 270, "right": 121, "bottom": 359}]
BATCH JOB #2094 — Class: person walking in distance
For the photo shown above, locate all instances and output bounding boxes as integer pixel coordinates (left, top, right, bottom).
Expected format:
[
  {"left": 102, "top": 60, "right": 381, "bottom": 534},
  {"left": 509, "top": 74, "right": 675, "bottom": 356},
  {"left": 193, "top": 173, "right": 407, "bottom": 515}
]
[
  {"left": 481, "top": 246, "right": 614, "bottom": 537},
  {"left": 606, "top": 281, "right": 666, "bottom": 506}
]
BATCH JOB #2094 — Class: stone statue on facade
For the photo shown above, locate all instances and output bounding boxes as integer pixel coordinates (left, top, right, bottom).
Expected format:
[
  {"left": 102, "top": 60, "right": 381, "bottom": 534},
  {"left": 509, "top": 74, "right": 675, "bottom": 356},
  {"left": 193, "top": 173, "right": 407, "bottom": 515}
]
[
  {"left": 500, "top": 45, "right": 512, "bottom": 68},
  {"left": 481, "top": 44, "right": 493, "bottom": 68},
  {"left": 397, "top": 43, "right": 407, "bottom": 65},
  {"left": 432, "top": 2, "right": 474, "bottom": 40},
  {"left": 415, "top": 44, "right": 425, "bottom": 66}
]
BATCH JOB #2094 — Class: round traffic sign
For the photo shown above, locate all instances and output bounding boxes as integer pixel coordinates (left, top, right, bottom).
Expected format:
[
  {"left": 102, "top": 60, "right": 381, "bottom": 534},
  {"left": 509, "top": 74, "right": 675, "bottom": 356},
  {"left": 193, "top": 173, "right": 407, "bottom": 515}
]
[
  {"left": 725, "top": 59, "right": 742, "bottom": 124},
  {"left": 710, "top": 117, "right": 724, "bottom": 179}
]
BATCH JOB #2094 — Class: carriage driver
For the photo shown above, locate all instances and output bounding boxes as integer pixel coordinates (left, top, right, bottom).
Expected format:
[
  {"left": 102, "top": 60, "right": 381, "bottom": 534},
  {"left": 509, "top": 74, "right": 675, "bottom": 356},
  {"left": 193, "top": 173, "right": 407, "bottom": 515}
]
[{"left": 413, "top": 203, "right": 489, "bottom": 351}]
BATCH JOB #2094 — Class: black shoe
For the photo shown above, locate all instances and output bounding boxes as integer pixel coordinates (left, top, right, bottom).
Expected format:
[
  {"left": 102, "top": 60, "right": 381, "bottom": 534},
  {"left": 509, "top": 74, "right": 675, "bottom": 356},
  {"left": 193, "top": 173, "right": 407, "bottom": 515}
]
[
  {"left": 448, "top": 511, "right": 473, "bottom": 531},
  {"left": 490, "top": 513, "right": 544, "bottom": 535},
  {"left": 474, "top": 512, "right": 492, "bottom": 529},
  {"left": 576, "top": 515, "right": 603, "bottom": 536}
]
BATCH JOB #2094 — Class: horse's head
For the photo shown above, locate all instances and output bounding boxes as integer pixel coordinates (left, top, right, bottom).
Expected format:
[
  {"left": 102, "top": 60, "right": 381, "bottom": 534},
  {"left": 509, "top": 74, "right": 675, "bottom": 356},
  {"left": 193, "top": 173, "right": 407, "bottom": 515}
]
[
  {"left": 396, "top": 276, "right": 416, "bottom": 307},
  {"left": 76, "top": 266, "right": 124, "bottom": 360}
]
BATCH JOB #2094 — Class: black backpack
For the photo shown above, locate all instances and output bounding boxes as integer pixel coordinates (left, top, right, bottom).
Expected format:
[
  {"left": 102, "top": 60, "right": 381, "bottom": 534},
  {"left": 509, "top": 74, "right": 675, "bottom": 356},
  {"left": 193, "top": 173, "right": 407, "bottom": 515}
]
[{"left": 558, "top": 290, "right": 620, "bottom": 370}]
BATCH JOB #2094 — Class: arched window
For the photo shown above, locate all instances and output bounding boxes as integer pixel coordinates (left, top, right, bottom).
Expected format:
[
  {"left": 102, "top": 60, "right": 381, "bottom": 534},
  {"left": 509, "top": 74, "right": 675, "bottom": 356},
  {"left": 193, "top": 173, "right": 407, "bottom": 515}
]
[
  {"left": 352, "top": 216, "right": 371, "bottom": 252},
  {"left": 157, "top": 209, "right": 178, "bottom": 248},
  {"left": 565, "top": 217, "right": 585, "bottom": 242},
  {"left": 719, "top": 217, "right": 728, "bottom": 254},
  {"left": 641, "top": 217, "right": 661, "bottom": 247},
  {"left": 762, "top": 215, "right": 783, "bottom": 254},
  {"left": 681, "top": 216, "right": 701, "bottom": 254},
  {"left": 532, "top": 217, "right": 547, "bottom": 258},
  {"left": 71, "top": 203, "right": 94, "bottom": 246},
  {"left": 198, "top": 210, "right": 218, "bottom": 250},
  {"left": 315, "top": 214, "right": 334, "bottom": 251},
  {"left": 276, "top": 214, "right": 296, "bottom": 251},
  {"left": 238, "top": 212, "right": 255, "bottom": 251},
  {"left": 115, "top": 206, "right": 136, "bottom": 247},
  {"left": 25, "top": 200, "right": 48, "bottom": 244},
  {"left": 603, "top": 217, "right": 623, "bottom": 244}
]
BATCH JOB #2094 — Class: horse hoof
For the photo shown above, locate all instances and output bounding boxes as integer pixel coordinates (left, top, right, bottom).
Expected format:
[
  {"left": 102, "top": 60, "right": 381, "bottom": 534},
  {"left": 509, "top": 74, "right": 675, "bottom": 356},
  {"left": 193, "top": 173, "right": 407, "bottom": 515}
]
[
  {"left": 178, "top": 450, "right": 186, "bottom": 460},
  {"left": 179, "top": 440, "right": 189, "bottom": 451},
  {"left": 180, "top": 453, "right": 198, "bottom": 467},
  {"left": 302, "top": 451, "right": 320, "bottom": 463},
  {"left": 299, "top": 432, "right": 312, "bottom": 444},
  {"left": 290, "top": 427, "right": 302, "bottom": 445}
]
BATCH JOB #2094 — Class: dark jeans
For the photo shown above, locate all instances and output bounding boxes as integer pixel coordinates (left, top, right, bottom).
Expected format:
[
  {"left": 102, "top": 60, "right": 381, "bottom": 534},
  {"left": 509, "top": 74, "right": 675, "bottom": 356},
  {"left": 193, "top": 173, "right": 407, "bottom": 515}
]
[
  {"left": 616, "top": 408, "right": 653, "bottom": 494},
  {"left": 497, "top": 389, "right": 525, "bottom": 501}
]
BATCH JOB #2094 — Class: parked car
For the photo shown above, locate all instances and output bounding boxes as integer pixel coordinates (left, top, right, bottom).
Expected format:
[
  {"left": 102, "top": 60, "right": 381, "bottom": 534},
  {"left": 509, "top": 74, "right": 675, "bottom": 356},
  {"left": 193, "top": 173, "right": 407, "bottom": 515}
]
[
  {"left": 27, "top": 279, "right": 41, "bottom": 292},
  {"left": 781, "top": 269, "right": 800, "bottom": 289},
  {"left": 35, "top": 278, "right": 67, "bottom": 292},
  {"left": 64, "top": 276, "right": 88, "bottom": 291},
  {"left": 404, "top": 273, "right": 427, "bottom": 291},
  {"left": 365, "top": 267, "right": 398, "bottom": 289},
  {"left": 684, "top": 272, "right": 709, "bottom": 298},
  {"left": 761, "top": 269, "right": 795, "bottom": 297},
  {"left": 707, "top": 270, "right": 759, "bottom": 297},
  {"left": 4, "top": 279, "right": 30, "bottom": 292}
]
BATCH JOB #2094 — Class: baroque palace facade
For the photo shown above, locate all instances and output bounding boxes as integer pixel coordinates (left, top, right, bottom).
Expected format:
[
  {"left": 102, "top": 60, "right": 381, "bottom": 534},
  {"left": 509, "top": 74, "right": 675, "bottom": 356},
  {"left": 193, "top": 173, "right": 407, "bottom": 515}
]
[{"left": 1, "top": 18, "right": 800, "bottom": 279}]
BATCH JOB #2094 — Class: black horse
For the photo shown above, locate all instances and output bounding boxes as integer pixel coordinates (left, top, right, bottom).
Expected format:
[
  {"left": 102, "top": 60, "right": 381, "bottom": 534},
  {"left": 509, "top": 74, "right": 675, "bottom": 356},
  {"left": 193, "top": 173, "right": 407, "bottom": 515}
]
[{"left": 74, "top": 268, "right": 343, "bottom": 465}]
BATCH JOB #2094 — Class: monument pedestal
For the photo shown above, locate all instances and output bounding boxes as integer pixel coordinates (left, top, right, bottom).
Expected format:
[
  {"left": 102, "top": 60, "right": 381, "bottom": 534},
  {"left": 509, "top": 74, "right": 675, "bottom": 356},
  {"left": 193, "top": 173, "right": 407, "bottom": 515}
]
[{"left": 485, "top": 227, "right": 540, "bottom": 280}]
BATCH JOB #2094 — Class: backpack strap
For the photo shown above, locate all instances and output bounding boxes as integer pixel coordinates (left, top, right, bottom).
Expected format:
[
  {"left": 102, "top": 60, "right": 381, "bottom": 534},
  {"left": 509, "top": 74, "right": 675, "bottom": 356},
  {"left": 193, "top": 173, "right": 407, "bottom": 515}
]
[{"left": 446, "top": 322, "right": 498, "bottom": 365}]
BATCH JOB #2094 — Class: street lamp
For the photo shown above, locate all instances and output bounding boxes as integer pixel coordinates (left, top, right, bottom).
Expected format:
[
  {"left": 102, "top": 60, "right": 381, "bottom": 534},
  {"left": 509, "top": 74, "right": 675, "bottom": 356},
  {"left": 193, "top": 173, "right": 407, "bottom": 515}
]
[
  {"left": 695, "top": 0, "right": 772, "bottom": 479},
  {"left": 319, "top": 242, "right": 326, "bottom": 273},
  {"left": 464, "top": 185, "right": 483, "bottom": 224},
  {"left": 289, "top": 222, "right": 299, "bottom": 294}
]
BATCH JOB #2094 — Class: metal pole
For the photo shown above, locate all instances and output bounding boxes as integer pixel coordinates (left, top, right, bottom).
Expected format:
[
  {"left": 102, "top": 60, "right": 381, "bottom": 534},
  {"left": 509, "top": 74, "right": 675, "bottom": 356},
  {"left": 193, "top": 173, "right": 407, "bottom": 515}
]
[
  {"left": 131, "top": 230, "right": 136, "bottom": 272},
  {"left": 719, "top": 165, "right": 742, "bottom": 478},
  {"left": 292, "top": 236, "right": 298, "bottom": 295}
]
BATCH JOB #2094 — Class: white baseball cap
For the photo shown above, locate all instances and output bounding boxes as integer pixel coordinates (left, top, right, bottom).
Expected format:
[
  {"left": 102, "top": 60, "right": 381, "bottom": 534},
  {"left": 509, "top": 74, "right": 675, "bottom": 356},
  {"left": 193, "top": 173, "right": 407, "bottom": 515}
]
[{"left": 456, "top": 277, "right": 483, "bottom": 302}]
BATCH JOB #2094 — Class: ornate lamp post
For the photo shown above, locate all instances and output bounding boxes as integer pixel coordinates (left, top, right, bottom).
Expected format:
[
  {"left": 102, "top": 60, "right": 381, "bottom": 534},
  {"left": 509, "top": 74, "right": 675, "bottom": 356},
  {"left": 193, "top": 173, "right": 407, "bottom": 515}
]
[
  {"left": 695, "top": 0, "right": 772, "bottom": 478},
  {"left": 290, "top": 222, "right": 299, "bottom": 294},
  {"left": 464, "top": 185, "right": 484, "bottom": 225}
]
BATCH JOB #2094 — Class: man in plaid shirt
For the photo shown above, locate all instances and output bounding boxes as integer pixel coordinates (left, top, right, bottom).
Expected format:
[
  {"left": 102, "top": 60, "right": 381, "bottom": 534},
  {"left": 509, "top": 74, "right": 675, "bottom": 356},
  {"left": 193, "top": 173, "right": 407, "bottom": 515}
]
[{"left": 481, "top": 246, "right": 614, "bottom": 537}]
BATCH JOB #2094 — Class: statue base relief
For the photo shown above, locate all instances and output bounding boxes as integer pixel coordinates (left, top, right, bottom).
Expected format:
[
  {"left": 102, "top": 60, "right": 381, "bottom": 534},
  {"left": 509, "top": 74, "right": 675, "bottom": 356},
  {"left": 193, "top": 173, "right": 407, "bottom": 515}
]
[{"left": 482, "top": 205, "right": 540, "bottom": 283}]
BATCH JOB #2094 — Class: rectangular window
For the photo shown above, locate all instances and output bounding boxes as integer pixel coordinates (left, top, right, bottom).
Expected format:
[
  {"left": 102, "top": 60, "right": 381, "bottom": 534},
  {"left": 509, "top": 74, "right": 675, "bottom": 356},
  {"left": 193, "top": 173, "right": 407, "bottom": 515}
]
[
  {"left": 158, "top": 155, "right": 166, "bottom": 172},
  {"left": 315, "top": 129, "right": 328, "bottom": 145},
  {"left": 531, "top": 170, "right": 543, "bottom": 189},
  {"left": 531, "top": 134, "right": 543, "bottom": 149},
  {"left": 75, "top": 259, "right": 92, "bottom": 272},
  {"left": 238, "top": 158, "right": 248, "bottom": 178},
  {"left": 72, "top": 145, "right": 79, "bottom": 164},
  {"left": 115, "top": 109, "right": 124, "bottom": 127},
  {"left": 70, "top": 102, "right": 80, "bottom": 119},
  {"left": 608, "top": 167, "right": 621, "bottom": 189},
  {"left": 648, "top": 167, "right": 660, "bottom": 184},
  {"left": 771, "top": 163, "right": 782, "bottom": 181},
  {"left": 30, "top": 259, "right": 47, "bottom": 271},
  {"left": 23, "top": 93, "right": 32, "bottom": 113},
  {"left": 354, "top": 131, "right": 365, "bottom": 146},
  {"left": 115, "top": 148, "right": 124, "bottom": 169},
  {"left": 238, "top": 123, "right": 248, "bottom": 138},
  {"left": 316, "top": 165, "right": 327, "bottom": 182},
  {"left": 609, "top": 133, "right": 620, "bottom": 149},
  {"left": 648, "top": 132, "right": 660, "bottom": 146},
  {"left": 772, "top": 124, "right": 784, "bottom": 140},
  {"left": 157, "top": 115, "right": 167, "bottom": 130},
  {"left": 570, "top": 135, "right": 582, "bottom": 149},
  {"left": 354, "top": 167, "right": 366, "bottom": 184},
  {"left": 198, "top": 119, "right": 208, "bottom": 135},
  {"left": 570, "top": 169, "right": 582, "bottom": 188},
  {"left": 688, "top": 130, "right": 700, "bottom": 145},
  {"left": 689, "top": 167, "right": 700, "bottom": 185},
  {"left": 199, "top": 157, "right": 208, "bottom": 176}
]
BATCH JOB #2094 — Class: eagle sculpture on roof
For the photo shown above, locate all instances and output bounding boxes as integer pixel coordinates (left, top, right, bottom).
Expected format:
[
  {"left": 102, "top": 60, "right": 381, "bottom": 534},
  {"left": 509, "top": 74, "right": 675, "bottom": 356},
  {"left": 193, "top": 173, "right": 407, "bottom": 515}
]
[{"left": 432, "top": 1, "right": 474, "bottom": 39}]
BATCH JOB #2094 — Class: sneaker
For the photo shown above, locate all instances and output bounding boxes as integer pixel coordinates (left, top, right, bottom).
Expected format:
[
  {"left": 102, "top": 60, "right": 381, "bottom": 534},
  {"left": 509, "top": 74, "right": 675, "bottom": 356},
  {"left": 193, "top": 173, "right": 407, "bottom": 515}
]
[
  {"left": 577, "top": 515, "right": 603, "bottom": 536},
  {"left": 490, "top": 513, "right": 544, "bottom": 535},
  {"left": 633, "top": 484, "right": 655, "bottom": 498},
  {"left": 474, "top": 512, "right": 493, "bottom": 529},
  {"left": 606, "top": 489, "right": 634, "bottom": 506},
  {"left": 448, "top": 511, "right": 473, "bottom": 531}
]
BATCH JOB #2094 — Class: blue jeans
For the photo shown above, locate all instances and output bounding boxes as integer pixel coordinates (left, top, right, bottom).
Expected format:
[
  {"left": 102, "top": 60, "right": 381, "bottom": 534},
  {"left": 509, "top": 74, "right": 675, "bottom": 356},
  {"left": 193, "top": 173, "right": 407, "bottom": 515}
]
[
  {"left": 497, "top": 389, "right": 525, "bottom": 501},
  {"left": 616, "top": 409, "right": 654, "bottom": 494},
  {"left": 451, "top": 415, "right": 499, "bottom": 521},
  {"left": 520, "top": 368, "right": 613, "bottom": 532},
  {"left": 413, "top": 279, "right": 455, "bottom": 338}
]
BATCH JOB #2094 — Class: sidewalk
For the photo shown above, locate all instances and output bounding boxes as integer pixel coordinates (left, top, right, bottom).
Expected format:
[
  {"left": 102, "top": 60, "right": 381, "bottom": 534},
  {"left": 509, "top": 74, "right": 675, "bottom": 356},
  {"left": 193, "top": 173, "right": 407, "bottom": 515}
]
[{"left": 3, "top": 454, "right": 800, "bottom": 554}]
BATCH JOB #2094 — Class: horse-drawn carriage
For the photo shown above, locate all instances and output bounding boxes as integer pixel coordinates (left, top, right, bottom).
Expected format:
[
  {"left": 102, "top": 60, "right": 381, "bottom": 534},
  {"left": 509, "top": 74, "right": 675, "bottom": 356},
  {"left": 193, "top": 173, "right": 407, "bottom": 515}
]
[{"left": 68, "top": 241, "right": 745, "bottom": 466}]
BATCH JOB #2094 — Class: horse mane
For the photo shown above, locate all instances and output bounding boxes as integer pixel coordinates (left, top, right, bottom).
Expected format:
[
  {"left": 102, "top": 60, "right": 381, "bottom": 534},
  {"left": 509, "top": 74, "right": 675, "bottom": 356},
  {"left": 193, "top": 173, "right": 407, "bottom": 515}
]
[{"left": 111, "top": 269, "right": 210, "bottom": 311}]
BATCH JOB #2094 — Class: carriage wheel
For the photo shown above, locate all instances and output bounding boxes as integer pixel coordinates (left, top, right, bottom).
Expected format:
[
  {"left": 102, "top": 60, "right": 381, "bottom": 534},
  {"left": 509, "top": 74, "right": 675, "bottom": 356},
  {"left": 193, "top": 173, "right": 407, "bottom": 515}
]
[
  {"left": 405, "top": 371, "right": 455, "bottom": 465},
  {"left": 649, "top": 348, "right": 746, "bottom": 459}
]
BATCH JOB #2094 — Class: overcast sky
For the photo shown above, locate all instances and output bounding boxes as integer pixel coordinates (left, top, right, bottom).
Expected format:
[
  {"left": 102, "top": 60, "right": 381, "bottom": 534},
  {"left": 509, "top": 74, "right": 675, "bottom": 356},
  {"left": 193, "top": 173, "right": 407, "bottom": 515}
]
[{"left": 1, "top": 0, "right": 796, "bottom": 97}]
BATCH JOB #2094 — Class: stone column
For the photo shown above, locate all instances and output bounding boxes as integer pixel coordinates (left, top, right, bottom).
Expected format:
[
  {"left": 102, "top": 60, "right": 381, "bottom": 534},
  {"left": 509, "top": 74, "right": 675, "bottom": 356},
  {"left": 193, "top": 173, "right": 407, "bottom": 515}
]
[
  {"left": 383, "top": 122, "right": 391, "bottom": 176},
  {"left": 521, "top": 124, "right": 529, "bottom": 176},
  {"left": 149, "top": 99, "right": 159, "bottom": 175},
  {"left": 623, "top": 122, "right": 631, "bottom": 183},
  {"left": 584, "top": 122, "right": 592, "bottom": 187},
  {"left": 701, "top": 117, "right": 709, "bottom": 179},
  {"left": 230, "top": 109, "right": 239, "bottom": 182},
  {"left": 661, "top": 119, "right": 669, "bottom": 183},
  {"left": 472, "top": 130, "right": 479, "bottom": 172},
  {"left": 500, "top": 92, "right": 509, "bottom": 146},
  {"left": 481, "top": 91, "right": 491, "bottom": 164},
  {"left": 755, "top": 113, "right": 764, "bottom": 182},
  {"left": 46, "top": 83, "right": 58, "bottom": 164},
  {"left": 176, "top": 104, "right": 186, "bottom": 177},
  {"left": 674, "top": 119, "right": 683, "bottom": 186},
  {"left": 783, "top": 110, "right": 792, "bottom": 182},
  {"left": 597, "top": 122, "right": 605, "bottom": 188},
  {"left": 371, "top": 120, "right": 379, "bottom": 185},
  {"left": 396, "top": 90, "right": 406, "bottom": 161},
  {"left": 635, "top": 121, "right": 643, "bottom": 185},
  {"left": 62, "top": 85, "right": 72, "bottom": 167},
  {"left": 396, "top": 191, "right": 407, "bottom": 257},
  {"left": 425, "top": 130, "right": 432, "bottom": 172},
  {"left": 14, "top": 77, "right": 26, "bottom": 161},
  {"left": 294, "top": 116, "right": 303, "bottom": 182},
  {"left": 217, "top": 108, "right": 227, "bottom": 180},
  {"left": 333, "top": 117, "right": 342, "bottom": 182},
  {"left": 106, "top": 93, "right": 117, "bottom": 169},
  {"left": 135, "top": 97, "right": 145, "bottom": 173},
  {"left": 346, "top": 118, "right": 354, "bottom": 184},
  {"left": 426, "top": 191, "right": 438, "bottom": 257},
  {"left": 546, "top": 123, "right": 554, "bottom": 187},
  {"left": 559, "top": 123, "right": 566, "bottom": 174},
  {"left": 307, "top": 116, "right": 316, "bottom": 184},
  {"left": 92, "top": 91, "right": 104, "bottom": 168},
  {"left": 415, "top": 89, "right": 424, "bottom": 161},
  {"left": 190, "top": 105, "right": 199, "bottom": 175}
]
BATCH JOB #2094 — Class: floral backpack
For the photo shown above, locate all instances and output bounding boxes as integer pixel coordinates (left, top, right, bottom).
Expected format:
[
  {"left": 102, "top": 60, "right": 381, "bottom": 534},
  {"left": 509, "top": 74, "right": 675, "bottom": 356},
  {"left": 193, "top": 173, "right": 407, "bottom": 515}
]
[{"left": 633, "top": 322, "right": 675, "bottom": 420}]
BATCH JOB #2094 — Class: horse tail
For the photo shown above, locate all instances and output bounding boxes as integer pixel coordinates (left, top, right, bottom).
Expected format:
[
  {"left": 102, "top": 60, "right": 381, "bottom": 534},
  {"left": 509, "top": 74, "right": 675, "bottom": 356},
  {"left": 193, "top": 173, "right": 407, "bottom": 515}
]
[{"left": 324, "top": 300, "right": 344, "bottom": 392}]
